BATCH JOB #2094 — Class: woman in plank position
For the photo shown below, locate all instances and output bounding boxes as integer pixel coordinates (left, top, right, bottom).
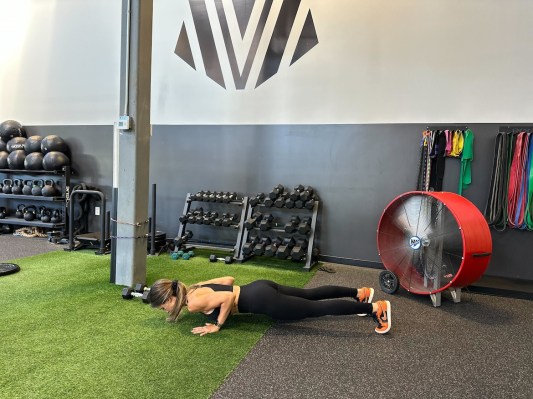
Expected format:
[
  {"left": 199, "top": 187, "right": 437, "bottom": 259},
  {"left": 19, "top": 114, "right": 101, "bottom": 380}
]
[{"left": 148, "top": 277, "right": 391, "bottom": 336}]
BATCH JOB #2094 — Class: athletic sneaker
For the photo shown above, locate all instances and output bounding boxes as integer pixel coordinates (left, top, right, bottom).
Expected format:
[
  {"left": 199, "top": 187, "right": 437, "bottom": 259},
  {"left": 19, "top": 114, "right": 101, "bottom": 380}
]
[
  {"left": 356, "top": 287, "right": 374, "bottom": 316},
  {"left": 372, "top": 300, "right": 391, "bottom": 334}
]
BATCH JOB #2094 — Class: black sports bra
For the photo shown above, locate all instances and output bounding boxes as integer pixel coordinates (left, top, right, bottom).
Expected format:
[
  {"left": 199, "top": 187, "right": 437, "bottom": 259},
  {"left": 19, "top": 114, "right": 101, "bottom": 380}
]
[{"left": 199, "top": 284, "right": 233, "bottom": 321}]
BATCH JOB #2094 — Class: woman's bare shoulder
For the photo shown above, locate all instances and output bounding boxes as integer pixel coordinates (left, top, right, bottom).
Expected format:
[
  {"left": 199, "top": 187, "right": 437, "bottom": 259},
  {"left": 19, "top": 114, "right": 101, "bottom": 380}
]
[{"left": 196, "top": 276, "right": 235, "bottom": 286}]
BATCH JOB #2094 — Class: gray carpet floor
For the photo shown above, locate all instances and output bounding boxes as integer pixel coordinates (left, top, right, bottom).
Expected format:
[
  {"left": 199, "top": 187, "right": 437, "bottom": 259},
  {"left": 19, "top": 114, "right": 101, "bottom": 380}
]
[
  {"left": 0, "top": 235, "right": 65, "bottom": 262},
  {"left": 212, "top": 264, "right": 533, "bottom": 399}
]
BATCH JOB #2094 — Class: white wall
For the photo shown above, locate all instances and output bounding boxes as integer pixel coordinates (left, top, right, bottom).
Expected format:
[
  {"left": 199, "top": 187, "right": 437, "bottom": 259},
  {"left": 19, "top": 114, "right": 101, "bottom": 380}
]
[
  {"left": 0, "top": 0, "right": 121, "bottom": 125},
  {"left": 0, "top": 0, "right": 532, "bottom": 126},
  {"left": 152, "top": 0, "right": 533, "bottom": 124}
]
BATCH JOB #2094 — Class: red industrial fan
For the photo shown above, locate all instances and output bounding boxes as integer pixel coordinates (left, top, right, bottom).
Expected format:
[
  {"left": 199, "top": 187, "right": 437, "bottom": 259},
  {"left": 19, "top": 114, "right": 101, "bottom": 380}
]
[{"left": 377, "top": 191, "right": 492, "bottom": 306}]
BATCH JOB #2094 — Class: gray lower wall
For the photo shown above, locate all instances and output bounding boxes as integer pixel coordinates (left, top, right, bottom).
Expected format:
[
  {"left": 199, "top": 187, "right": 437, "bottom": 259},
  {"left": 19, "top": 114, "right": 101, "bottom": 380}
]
[{"left": 20, "top": 123, "right": 533, "bottom": 283}]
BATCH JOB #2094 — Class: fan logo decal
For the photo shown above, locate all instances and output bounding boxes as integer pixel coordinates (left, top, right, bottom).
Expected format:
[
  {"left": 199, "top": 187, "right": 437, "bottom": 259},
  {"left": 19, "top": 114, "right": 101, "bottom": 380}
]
[
  {"left": 174, "top": 0, "right": 319, "bottom": 89},
  {"left": 409, "top": 236, "right": 421, "bottom": 250}
]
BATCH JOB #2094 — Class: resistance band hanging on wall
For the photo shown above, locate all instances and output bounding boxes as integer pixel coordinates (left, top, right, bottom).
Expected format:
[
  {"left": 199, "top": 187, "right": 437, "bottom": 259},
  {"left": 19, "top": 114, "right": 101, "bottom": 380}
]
[
  {"left": 417, "top": 127, "right": 473, "bottom": 193},
  {"left": 485, "top": 127, "right": 533, "bottom": 231}
]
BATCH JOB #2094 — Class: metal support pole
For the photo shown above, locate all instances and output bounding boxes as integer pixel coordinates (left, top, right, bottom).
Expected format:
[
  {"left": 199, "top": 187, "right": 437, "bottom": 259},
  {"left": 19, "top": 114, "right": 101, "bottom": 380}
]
[{"left": 114, "top": 0, "right": 153, "bottom": 286}]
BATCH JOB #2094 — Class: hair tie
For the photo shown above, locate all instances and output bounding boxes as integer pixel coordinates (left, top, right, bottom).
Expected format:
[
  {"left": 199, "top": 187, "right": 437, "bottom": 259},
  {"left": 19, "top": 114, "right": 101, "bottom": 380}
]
[{"left": 171, "top": 280, "right": 178, "bottom": 295}]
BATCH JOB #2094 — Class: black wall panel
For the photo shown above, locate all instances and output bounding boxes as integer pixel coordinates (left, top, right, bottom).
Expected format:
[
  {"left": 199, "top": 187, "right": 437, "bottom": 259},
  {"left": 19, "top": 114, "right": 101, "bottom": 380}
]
[{"left": 23, "top": 124, "right": 533, "bottom": 283}]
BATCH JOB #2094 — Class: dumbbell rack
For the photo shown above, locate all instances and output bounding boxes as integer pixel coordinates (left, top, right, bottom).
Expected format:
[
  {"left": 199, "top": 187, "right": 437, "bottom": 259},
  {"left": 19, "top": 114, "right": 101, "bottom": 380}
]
[
  {"left": 239, "top": 200, "right": 320, "bottom": 271},
  {"left": 176, "top": 193, "right": 249, "bottom": 260}
]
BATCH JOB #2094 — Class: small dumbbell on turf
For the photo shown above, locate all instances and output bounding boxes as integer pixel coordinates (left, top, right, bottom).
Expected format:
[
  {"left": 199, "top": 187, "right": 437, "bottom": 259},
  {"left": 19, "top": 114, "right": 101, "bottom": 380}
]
[
  {"left": 122, "top": 284, "right": 150, "bottom": 303},
  {"left": 209, "top": 254, "right": 234, "bottom": 264}
]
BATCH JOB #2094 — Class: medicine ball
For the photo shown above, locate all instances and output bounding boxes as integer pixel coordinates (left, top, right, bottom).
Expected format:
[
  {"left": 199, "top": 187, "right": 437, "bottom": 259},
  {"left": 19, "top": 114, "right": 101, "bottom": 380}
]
[
  {"left": 0, "top": 120, "right": 26, "bottom": 142},
  {"left": 42, "top": 151, "right": 70, "bottom": 171},
  {"left": 0, "top": 140, "right": 5, "bottom": 152},
  {"left": 6, "top": 137, "right": 26, "bottom": 153},
  {"left": 41, "top": 135, "right": 68, "bottom": 155},
  {"left": 25, "top": 135, "right": 43, "bottom": 154},
  {"left": 24, "top": 152, "right": 44, "bottom": 170},
  {"left": 0, "top": 151, "right": 8, "bottom": 169},
  {"left": 7, "top": 150, "right": 26, "bottom": 170}
]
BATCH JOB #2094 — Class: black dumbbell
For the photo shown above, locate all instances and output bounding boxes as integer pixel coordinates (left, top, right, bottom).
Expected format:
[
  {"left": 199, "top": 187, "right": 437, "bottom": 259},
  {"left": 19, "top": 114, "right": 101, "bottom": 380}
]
[
  {"left": 242, "top": 235, "right": 259, "bottom": 256},
  {"left": 276, "top": 237, "right": 296, "bottom": 259},
  {"left": 202, "top": 211, "right": 218, "bottom": 225},
  {"left": 189, "top": 191, "right": 203, "bottom": 201},
  {"left": 122, "top": 284, "right": 150, "bottom": 303},
  {"left": 259, "top": 214, "right": 274, "bottom": 231},
  {"left": 249, "top": 193, "right": 265, "bottom": 207},
  {"left": 253, "top": 237, "right": 271, "bottom": 256},
  {"left": 222, "top": 213, "right": 238, "bottom": 227},
  {"left": 288, "top": 189, "right": 301, "bottom": 201},
  {"left": 213, "top": 212, "right": 227, "bottom": 226},
  {"left": 268, "top": 184, "right": 284, "bottom": 200},
  {"left": 244, "top": 213, "right": 263, "bottom": 230},
  {"left": 274, "top": 193, "right": 289, "bottom": 208},
  {"left": 209, "top": 254, "right": 234, "bottom": 264},
  {"left": 284, "top": 216, "right": 301, "bottom": 233},
  {"left": 304, "top": 198, "right": 316, "bottom": 210},
  {"left": 290, "top": 239, "right": 309, "bottom": 261},
  {"left": 299, "top": 187, "right": 314, "bottom": 202},
  {"left": 224, "top": 192, "right": 238, "bottom": 203},
  {"left": 264, "top": 237, "right": 283, "bottom": 257},
  {"left": 264, "top": 196, "right": 275, "bottom": 207},
  {"left": 285, "top": 197, "right": 295, "bottom": 209},
  {"left": 298, "top": 217, "right": 312, "bottom": 235}
]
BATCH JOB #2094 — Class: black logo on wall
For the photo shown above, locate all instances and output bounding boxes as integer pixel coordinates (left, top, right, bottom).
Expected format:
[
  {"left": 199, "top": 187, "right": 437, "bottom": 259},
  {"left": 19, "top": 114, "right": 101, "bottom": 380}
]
[{"left": 175, "top": 0, "right": 319, "bottom": 89}]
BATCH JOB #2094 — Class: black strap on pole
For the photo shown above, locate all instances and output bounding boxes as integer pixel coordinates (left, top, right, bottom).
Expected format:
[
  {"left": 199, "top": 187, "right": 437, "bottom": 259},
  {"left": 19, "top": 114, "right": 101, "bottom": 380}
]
[
  {"left": 150, "top": 183, "right": 156, "bottom": 255},
  {"left": 110, "top": 187, "right": 118, "bottom": 283}
]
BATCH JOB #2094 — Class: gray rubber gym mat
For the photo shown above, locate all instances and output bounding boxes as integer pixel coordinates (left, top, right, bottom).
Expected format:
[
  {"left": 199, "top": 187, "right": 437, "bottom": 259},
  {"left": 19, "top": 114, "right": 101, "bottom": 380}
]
[{"left": 212, "top": 263, "right": 533, "bottom": 399}]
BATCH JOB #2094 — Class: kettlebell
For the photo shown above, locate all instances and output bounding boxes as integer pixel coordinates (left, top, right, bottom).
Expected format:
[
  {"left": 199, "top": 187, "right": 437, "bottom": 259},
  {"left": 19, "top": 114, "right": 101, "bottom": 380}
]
[
  {"left": 40, "top": 207, "right": 51, "bottom": 223},
  {"left": 50, "top": 209, "right": 62, "bottom": 224},
  {"left": 23, "top": 205, "right": 37, "bottom": 221},
  {"left": 42, "top": 179, "right": 59, "bottom": 197},
  {"left": 31, "top": 179, "right": 44, "bottom": 196},
  {"left": 11, "top": 179, "right": 23, "bottom": 195},
  {"left": 15, "top": 204, "right": 25, "bottom": 218},
  {"left": 2, "top": 179, "right": 12, "bottom": 194},
  {"left": 22, "top": 180, "right": 33, "bottom": 196},
  {"left": 0, "top": 207, "right": 6, "bottom": 219}
]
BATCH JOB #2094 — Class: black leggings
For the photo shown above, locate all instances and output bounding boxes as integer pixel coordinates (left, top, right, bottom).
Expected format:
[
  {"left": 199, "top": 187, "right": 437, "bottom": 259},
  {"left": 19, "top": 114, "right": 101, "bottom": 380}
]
[{"left": 238, "top": 280, "right": 372, "bottom": 320}]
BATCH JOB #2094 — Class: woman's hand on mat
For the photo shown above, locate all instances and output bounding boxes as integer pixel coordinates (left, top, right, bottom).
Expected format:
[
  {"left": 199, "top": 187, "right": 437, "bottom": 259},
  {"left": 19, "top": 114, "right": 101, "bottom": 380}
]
[{"left": 192, "top": 323, "right": 220, "bottom": 336}]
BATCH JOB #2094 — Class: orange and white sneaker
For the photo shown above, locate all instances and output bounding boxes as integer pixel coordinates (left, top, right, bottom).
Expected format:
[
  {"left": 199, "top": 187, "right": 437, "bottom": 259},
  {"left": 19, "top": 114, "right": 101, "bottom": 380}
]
[
  {"left": 356, "top": 287, "right": 374, "bottom": 316},
  {"left": 372, "top": 300, "right": 391, "bottom": 334}
]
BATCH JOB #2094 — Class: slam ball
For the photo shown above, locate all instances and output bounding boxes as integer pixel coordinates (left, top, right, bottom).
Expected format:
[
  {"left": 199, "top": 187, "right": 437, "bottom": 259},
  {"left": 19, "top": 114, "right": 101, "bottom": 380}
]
[
  {"left": 0, "top": 141, "right": 5, "bottom": 152},
  {"left": 6, "top": 137, "right": 26, "bottom": 153},
  {"left": 0, "top": 151, "right": 9, "bottom": 169},
  {"left": 25, "top": 136, "right": 43, "bottom": 154},
  {"left": 42, "top": 151, "right": 70, "bottom": 171},
  {"left": 0, "top": 120, "right": 26, "bottom": 142},
  {"left": 24, "top": 152, "right": 44, "bottom": 170},
  {"left": 41, "top": 135, "right": 68, "bottom": 155},
  {"left": 7, "top": 150, "right": 26, "bottom": 170}
]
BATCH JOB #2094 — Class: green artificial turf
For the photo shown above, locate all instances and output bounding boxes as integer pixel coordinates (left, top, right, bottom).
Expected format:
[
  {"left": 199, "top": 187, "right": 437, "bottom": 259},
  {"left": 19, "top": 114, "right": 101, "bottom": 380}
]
[{"left": 0, "top": 250, "right": 316, "bottom": 399}]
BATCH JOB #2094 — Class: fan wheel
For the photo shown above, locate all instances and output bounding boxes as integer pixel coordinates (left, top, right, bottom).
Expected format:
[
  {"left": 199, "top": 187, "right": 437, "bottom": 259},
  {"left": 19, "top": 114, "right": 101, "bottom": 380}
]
[{"left": 379, "top": 270, "right": 399, "bottom": 294}]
